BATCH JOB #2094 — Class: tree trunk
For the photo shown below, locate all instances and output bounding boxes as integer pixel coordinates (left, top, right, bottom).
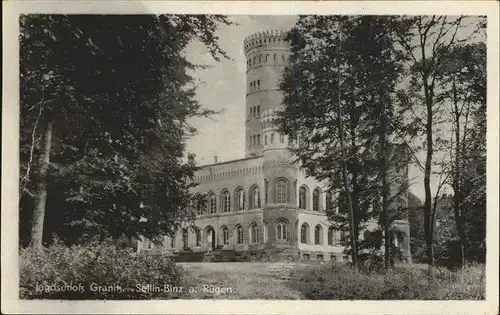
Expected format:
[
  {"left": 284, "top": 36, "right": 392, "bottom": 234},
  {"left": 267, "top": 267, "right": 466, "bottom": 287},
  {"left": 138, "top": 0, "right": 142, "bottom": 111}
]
[
  {"left": 335, "top": 23, "right": 358, "bottom": 270},
  {"left": 423, "top": 80, "right": 435, "bottom": 268},
  {"left": 452, "top": 78, "right": 467, "bottom": 269},
  {"left": 380, "top": 104, "right": 391, "bottom": 269},
  {"left": 30, "top": 118, "right": 54, "bottom": 252},
  {"left": 338, "top": 104, "right": 358, "bottom": 270}
]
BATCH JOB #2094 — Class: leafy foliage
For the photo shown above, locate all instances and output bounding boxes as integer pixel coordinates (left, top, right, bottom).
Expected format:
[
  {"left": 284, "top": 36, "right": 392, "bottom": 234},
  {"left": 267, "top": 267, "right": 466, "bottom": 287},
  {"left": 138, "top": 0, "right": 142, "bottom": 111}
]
[
  {"left": 19, "top": 15, "right": 229, "bottom": 246},
  {"left": 391, "top": 15, "right": 486, "bottom": 267},
  {"left": 294, "top": 263, "right": 485, "bottom": 300},
  {"left": 20, "top": 240, "right": 185, "bottom": 299},
  {"left": 279, "top": 16, "right": 410, "bottom": 266}
]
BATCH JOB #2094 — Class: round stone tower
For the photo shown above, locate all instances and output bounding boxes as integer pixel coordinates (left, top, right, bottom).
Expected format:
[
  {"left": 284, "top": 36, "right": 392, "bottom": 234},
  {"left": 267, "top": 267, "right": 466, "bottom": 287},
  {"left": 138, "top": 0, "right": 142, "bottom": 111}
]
[
  {"left": 243, "top": 30, "right": 292, "bottom": 158},
  {"left": 244, "top": 30, "right": 299, "bottom": 256}
]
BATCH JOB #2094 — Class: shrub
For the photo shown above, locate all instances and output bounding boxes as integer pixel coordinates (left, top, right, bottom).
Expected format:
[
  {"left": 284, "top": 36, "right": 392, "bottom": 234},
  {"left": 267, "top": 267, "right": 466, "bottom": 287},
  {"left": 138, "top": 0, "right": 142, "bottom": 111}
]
[
  {"left": 293, "top": 263, "right": 485, "bottom": 300},
  {"left": 20, "top": 240, "right": 185, "bottom": 299}
]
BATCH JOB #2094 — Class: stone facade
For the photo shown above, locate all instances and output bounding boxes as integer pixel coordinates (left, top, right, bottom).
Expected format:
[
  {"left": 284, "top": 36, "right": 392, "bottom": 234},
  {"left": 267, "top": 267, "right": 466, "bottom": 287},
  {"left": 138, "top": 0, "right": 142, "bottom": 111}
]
[{"left": 137, "top": 30, "right": 412, "bottom": 263}]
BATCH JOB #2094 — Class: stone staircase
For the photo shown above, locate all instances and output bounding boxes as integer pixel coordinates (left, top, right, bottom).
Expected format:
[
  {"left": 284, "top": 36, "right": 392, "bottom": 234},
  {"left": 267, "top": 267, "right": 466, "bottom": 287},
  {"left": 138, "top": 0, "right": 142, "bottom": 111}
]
[{"left": 172, "top": 251, "right": 206, "bottom": 262}]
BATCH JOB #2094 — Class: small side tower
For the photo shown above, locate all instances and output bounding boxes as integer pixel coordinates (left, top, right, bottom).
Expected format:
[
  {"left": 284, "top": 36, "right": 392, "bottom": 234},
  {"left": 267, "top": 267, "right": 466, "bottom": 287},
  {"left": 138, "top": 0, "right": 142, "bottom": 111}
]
[{"left": 243, "top": 30, "right": 292, "bottom": 158}]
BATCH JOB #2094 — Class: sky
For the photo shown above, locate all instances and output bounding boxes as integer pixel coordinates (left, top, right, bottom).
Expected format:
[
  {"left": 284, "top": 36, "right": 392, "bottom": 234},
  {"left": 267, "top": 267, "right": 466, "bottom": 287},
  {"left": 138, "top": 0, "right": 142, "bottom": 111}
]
[
  {"left": 183, "top": 15, "right": 481, "bottom": 202},
  {"left": 184, "top": 15, "right": 298, "bottom": 164}
]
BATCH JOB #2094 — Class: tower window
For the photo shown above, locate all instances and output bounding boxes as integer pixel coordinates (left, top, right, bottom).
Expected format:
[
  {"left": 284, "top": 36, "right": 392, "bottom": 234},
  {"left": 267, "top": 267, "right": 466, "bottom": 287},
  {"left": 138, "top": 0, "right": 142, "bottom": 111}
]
[
  {"left": 259, "top": 55, "right": 262, "bottom": 63},
  {"left": 221, "top": 190, "right": 231, "bottom": 213},
  {"left": 222, "top": 226, "right": 229, "bottom": 245},
  {"left": 250, "top": 223, "right": 258, "bottom": 243},
  {"left": 257, "top": 80, "right": 260, "bottom": 89},
  {"left": 250, "top": 107, "right": 253, "bottom": 117},
  {"left": 299, "top": 186, "right": 307, "bottom": 210},
  {"left": 276, "top": 179, "right": 288, "bottom": 204},
  {"left": 315, "top": 225, "right": 323, "bottom": 245},
  {"left": 276, "top": 220, "right": 287, "bottom": 240},
  {"left": 249, "top": 136, "right": 253, "bottom": 146},
  {"left": 250, "top": 186, "right": 261, "bottom": 209},
  {"left": 313, "top": 188, "right": 321, "bottom": 211},
  {"left": 282, "top": 55, "right": 286, "bottom": 62},
  {"left": 236, "top": 188, "right": 245, "bottom": 211},
  {"left": 253, "top": 106, "right": 256, "bottom": 118},
  {"left": 253, "top": 56, "right": 256, "bottom": 64},
  {"left": 257, "top": 134, "right": 260, "bottom": 145},
  {"left": 237, "top": 226, "right": 244, "bottom": 244},
  {"left": 265, "top": 54, "right": 269, "bottom": 62},
  {"left": 280, "top": 134, "right": 285, "bottom": 144},
  {"left": 301, "top": 223, "right": 309, "bottom": 244},
  {"left": 328, "top": 226, "right": 334, "bottom": 246},
  {"left": 257, "top": 105, "right": 260, "bottom": 116},
  {"left": 274, "top": 53, "right": 277, "bottom": 61},
  {"left": 264, "top": 135, "right": 268, "bottom": 145},
  {"left": 209, "top": 193, "right": 217, "bottom": 214},
  {"left": 270, "top": 133, "right": 275, "bottom": 144}
]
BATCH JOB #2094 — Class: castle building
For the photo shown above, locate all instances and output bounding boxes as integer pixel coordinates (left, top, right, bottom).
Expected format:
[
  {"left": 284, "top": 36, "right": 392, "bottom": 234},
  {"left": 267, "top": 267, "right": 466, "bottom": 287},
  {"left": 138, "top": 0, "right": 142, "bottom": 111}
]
[{"left": 137, "top": 30, "right": 412, "bottom": 263}]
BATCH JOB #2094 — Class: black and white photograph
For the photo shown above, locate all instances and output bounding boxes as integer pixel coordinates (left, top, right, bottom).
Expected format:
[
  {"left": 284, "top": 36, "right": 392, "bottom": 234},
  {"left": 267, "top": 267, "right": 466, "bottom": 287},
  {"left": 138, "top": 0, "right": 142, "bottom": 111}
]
[{"left": 2, "top": 1, "right": 499, "bottom": 314}]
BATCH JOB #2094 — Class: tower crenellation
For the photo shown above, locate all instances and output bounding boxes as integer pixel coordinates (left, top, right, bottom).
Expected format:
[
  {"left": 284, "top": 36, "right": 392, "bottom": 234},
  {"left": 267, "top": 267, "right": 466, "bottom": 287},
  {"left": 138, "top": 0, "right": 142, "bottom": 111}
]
[{"left": 243, "top": 30, "right": 290, "bottom": 55}]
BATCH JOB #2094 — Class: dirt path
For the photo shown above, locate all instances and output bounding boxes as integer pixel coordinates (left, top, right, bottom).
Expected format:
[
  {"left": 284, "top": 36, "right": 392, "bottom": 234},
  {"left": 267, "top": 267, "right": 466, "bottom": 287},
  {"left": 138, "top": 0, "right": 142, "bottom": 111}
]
[{"left": 179, "top": 262, "right": 316, "bottom": 299}]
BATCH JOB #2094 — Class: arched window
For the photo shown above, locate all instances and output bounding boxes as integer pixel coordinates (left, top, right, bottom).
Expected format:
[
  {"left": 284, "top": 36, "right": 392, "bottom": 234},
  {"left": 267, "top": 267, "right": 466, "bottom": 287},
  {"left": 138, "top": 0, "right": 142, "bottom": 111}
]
[
  {"left": 170, "top": 236, "right": 176, "bottom": 248},
  {"left": 209, "top": 193, "right": 217, "bottom": 214},
  {"left": 276, "top": 220, "right": 287, "bottom": 240},
  {"left": 259, "top": 55, "right": 262, "bottom": 63},
  {"left": 250, "top": 223, "right": 258, "bottom": 243},
  {"left": 250, "top": 186, "right": 261, "bottom": 209},
  {"left": 300, "top": 223, "right": 309, "bottom": 244},
  {"left": 236, "top": 188, "right": 245, "bottom": 211},
  {"left": 221, "top": 190, "right": 231, "bottom": 213},
  {"left": 182, "top": 229, "right": 189, "bottom": 250},
  {"left": 299, "top": 186, "right": 307, "bottom": 209},
  {"left": 264, "top": 135, "right": 268, "bottom": 145},
  {"left": 274, "top": 53, "right": 277, "bottom": 61},
  {"left": 315, "top": 225, "right": 323, "bottom": 245},
  {"left": 279, "top": 134, "right": 285, "bottom": 144},
  {"left": 257, "top": 80, "right": 260, "bottom": 89},
  {"left": 257, "top": 105, "right": 260, "bottom": 116},
  {"left": 270, "top": 133, "right": 275, "bottom": 144},
  {"left": 325, "top": 191, "right": 333, "bottom": 211},
  {"left": 222, "top": 226, "right": 229, "bottom": 245},
  {"left": 313, "top": 188, "right": 321, "bottom": 211},
  {"left": 195, "top": 228, "right": 201, "bottom": 246},
  {"left": 265, "top": 54, "right": 269, "bottom": 62},
  {"left": 282, "top": 54, "right": 286, "bottom": 62},
  {"left": 250, "top": 107, "right": 253, "bottom": 117},
  {"left": 328, "top": 226, "right": 334, "bottom": 246},
  {"left": 253, "top": 56, "right": 256, "bottom": 64},
  {"left": 276, "top": 179, "right": 288, "bottom": 204},
  {"left": 249, "top": 136, "right": 253, "bottom": 147},
  {"left": 236, "top": 225, "right": 244, "bottom": 244},
  {"left": 257, "top": 134, "right": 260, "bottom": 145}
]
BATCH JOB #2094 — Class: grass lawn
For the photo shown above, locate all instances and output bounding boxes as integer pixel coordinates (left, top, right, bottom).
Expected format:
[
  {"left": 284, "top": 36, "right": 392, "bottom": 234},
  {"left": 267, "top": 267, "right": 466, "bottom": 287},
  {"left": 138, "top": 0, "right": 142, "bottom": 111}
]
[
  {"left": 180, "top": 262, "right": 485, "bottom": 300},
  {"left": 180, "top": 262, "right": 317, "bottom": 299}
]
